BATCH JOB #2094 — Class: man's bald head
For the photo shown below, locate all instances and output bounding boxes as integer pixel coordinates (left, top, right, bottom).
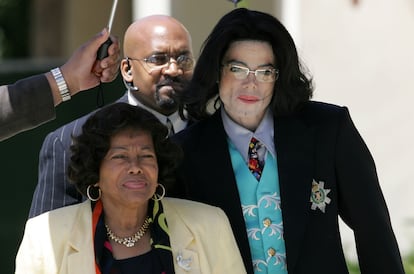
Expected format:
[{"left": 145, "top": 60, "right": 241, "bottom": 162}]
[
  {"left": 120, "top": 15, "right": 193, "bottom": 116},
  {"left": 123, "top": 15, "right": 192, "bottom": 58}
]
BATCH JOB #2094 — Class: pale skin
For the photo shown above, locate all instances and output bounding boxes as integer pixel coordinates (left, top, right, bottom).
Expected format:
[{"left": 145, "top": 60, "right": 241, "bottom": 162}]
[
  {"left": 219, "top": 40, "right": 276, "bottom": 131},
  {"left": 120, "top": 15, "right": 194, "bottom": 115},
  {"left": 97, "top": 128, "right": 159, "bottom": 259},
  {"left": 46, "top": 28, "right": 121, "bottom": 106}
]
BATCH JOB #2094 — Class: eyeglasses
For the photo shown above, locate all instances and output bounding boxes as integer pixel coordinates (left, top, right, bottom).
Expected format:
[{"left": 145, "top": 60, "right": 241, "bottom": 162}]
[
  {"left": 127, "top": 53, "right": 194, "bottom": 72},
  {"left": 223, "top": 63, "right": 279, "bottom": 83}
]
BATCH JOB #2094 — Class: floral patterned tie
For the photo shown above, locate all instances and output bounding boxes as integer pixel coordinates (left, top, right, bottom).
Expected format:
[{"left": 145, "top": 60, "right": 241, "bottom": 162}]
[{"left": 248, "top": 137, "right": 264, "bottom": 181}]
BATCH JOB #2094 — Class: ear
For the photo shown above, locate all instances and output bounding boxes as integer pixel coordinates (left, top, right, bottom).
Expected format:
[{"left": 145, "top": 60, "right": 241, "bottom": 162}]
[{"left": 121, "top": 58, "right": 133, "bottom": 82}]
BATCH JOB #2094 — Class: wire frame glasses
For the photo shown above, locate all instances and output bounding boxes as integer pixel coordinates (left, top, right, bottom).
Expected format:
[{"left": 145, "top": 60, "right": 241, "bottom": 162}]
[
  {"left": 127, "top": 53, "right": 194, "bottom": 72},
  {"left": 224, "top": 63, "right": 279, "bottom": 83}
]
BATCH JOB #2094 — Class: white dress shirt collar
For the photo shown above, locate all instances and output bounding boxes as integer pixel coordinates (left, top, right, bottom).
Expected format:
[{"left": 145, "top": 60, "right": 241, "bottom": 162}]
[
  {"left": 221, "top": 107, "right": 275, "bottom": 163},
  {"left": 128, "top": 90, "right": 188, "bottom": 133}
]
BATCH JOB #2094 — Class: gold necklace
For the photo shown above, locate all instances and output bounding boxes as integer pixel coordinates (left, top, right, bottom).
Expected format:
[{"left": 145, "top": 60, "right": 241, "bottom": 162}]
[{"left": 105, "top": 217, "right": 151, "bottom": 248}]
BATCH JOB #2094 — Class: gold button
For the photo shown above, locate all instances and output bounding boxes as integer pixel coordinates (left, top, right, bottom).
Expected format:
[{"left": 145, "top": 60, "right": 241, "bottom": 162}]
[
  {"left": 267, "top": 247, "right": 276, "bottom": 257},
  {"left": 263, "top": 218, "right": 272, "bottom": 227}
]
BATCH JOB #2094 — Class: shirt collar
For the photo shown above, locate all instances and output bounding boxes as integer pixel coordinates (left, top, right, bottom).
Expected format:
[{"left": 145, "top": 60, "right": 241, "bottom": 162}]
[
  {"left": 221, "top": 107, "right": 275, "bottom": 162},
  {"left": 128, "top": 90, "right": 188, "bottom": 133}
]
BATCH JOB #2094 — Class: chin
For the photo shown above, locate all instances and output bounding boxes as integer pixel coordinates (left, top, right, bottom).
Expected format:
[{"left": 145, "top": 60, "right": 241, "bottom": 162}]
[{"left": 157, "top": 99, "right": 178, "bottom": 110}]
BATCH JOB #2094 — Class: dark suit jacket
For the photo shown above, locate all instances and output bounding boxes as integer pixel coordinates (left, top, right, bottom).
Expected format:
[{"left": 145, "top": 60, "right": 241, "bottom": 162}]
[
  {"left": 29, "top": 94, "right": 195, "bottom": 218},
  {"left": 0, "top": 75, "right": 54, "bottom": 141},
  {"left": 29, "top": 94, "right": 129, "bottom": 218},
  {"left": 171, "top": 101, "right": 404, "bottom": 274}
]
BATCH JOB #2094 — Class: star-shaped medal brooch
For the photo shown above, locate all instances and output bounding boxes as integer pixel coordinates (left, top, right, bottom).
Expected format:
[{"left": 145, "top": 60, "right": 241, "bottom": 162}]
[{"left": 310, "top": 179, "right": 331, "bottom": 213}]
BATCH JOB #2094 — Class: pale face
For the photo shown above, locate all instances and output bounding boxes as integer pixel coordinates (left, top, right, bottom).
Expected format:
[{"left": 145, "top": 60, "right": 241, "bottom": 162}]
[
  {"left": 219, "top": 40, "right": 276, "bottom": 131},
  {"left": 98, "top": 129, "right": 158, "bottom": 210}
]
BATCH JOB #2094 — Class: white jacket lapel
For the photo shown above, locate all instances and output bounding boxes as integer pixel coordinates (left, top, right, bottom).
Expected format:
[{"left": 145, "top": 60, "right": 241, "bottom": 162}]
[
  {"left": 62, "top": 201, "right": 96, "bottom": 274},
  {"left": 162, "top": 198, "right": 201, "bottom": 274}
]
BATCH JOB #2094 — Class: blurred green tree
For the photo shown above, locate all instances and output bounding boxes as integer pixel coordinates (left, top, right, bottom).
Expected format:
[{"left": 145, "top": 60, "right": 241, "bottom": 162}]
[{"left": 0, "top": 0, "right": 30, "bottom": 58}]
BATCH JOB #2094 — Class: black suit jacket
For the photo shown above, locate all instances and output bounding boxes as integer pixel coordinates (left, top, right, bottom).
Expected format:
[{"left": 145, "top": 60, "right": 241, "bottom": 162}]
[{"left": 171, "top": 101, "right": 404, "bottom": 274}]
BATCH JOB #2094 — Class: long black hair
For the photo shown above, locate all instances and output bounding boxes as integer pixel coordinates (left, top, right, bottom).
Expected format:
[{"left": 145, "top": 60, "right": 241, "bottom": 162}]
[{"left": 180, "top": 8, "right": 313, "bottom": 120}]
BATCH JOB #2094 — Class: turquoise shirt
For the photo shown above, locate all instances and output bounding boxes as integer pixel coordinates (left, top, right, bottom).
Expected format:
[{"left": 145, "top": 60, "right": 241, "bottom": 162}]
[{"left": 229, "top": 140, "right": 288, "bottom": 273}]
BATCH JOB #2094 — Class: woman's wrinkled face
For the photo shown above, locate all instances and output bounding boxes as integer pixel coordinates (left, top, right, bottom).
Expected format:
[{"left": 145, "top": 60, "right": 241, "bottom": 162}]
[
  {"left": 98, "top": 128, "right": 158, "bottom": 208},
  {"left": 219, "top": 40, "right": 276, "bottom": 130}
]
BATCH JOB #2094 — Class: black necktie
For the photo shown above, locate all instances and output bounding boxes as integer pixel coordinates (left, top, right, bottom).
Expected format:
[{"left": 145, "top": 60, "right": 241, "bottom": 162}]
[{"left": 166, "top": 118, "right": 175, "bottom": 137}]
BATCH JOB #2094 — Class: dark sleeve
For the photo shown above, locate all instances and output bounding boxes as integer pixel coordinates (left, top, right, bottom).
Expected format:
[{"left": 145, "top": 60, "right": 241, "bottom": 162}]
[
  {"left": 0, "top": 74, "right": 55, "bottom": 141},
  {"left": 335, "top": 108, "right": 404, "bottom": 273}
]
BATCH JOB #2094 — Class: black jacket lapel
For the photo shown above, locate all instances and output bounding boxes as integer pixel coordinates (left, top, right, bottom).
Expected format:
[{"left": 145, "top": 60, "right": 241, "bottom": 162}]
[{"left": 275, "top": 114, "right": 315, "bottom": 271}]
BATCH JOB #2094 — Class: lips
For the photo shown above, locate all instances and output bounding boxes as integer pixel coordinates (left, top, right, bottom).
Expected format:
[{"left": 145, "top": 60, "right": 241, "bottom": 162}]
[
  {"left": 158, "top": 85, "right": 175, "bottom": 95},
  {"left": 122, "top": 179, "right": 147, "bottom": 189},
  {"left": 157, "top": 79, "right": 185, "bottom": 94},
  {"left": 238, "top": 95, "right": 260, "bottom": 103}
]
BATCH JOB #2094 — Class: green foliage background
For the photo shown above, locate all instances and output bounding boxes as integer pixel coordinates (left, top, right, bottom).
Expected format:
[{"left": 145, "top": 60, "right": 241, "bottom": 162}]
[{"left": 0, "top": 0, "right": 30, "bottom": 58}]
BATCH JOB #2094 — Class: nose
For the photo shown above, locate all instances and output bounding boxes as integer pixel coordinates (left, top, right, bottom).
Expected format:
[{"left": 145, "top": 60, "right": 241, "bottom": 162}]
[
  {"left": 128, "top": 159, "right": 142, "bottom": 174},
  {"left": 247, "top": 70, "right": 257, "bottom": 80},
  {"left": 243, "top": 71, "right": 258, "bottom": 85},
  {"left": 161, "top": 58, "right": 183, "bottom": 77}
]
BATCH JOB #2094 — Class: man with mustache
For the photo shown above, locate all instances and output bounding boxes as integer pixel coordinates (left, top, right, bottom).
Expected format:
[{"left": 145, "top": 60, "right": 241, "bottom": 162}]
[{"left": 29, "top": 15, "right": 194, "bottom": 217}]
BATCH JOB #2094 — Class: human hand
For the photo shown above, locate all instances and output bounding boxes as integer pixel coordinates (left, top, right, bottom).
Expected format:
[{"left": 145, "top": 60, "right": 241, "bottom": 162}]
[{"left": 60, "top": 28, "right": 121, "bottom": 96}]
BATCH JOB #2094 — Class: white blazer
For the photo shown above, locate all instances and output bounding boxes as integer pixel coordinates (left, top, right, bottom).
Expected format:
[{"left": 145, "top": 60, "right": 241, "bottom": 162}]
[{"left": 16, "top": 198, "right": 246, "bottom": 274}]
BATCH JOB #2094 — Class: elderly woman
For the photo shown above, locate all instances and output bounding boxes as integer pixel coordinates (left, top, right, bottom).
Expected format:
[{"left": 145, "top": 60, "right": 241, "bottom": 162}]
[{"left": 15, "top": 102, "right": 246, "bottom": 274}]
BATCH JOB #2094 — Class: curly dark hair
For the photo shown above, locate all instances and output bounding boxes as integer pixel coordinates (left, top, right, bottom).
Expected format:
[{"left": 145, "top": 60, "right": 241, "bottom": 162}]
[
  {"left": 68, "top": 102, "right": 183, "bottom": 196},
  {"left": 179, "top": 8, "right": 313, "bottom": 120}
]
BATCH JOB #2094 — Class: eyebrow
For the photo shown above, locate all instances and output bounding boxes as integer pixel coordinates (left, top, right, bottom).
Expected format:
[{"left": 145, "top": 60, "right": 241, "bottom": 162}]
[
  {"left": 148, "top": 50, "right": 192, "bottom": 56},
  {"left": 109, "top": 145, "right": 154, "bottom": 152},
  {"left": 225, "top": 59, "right": 275, "bottom": 68}
]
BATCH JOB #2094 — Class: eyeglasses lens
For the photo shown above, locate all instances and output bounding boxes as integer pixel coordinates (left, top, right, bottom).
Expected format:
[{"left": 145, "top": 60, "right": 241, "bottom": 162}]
[
  {"left": 228, "top": 64, "right": 277, "bottom": 83},
  {"left": 145, "top": 54, "right": 193, "bottom": 71}
]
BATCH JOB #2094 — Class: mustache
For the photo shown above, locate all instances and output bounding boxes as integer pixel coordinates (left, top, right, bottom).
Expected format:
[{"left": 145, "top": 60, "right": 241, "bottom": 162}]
[{"left": 156, "top": 77, "right": 189, "bottom": 92}]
